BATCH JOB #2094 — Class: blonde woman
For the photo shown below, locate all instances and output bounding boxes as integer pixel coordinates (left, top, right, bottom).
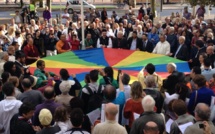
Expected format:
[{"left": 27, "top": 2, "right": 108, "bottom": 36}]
[
  {"left": 113, "top": 23, "right": 119, "bottom": 37},
  {"left": 7, "top": 26, "right": 15, "bottom": 45},
  {"left": 0, "top": 25, "right": 6, "bottom": 35}
]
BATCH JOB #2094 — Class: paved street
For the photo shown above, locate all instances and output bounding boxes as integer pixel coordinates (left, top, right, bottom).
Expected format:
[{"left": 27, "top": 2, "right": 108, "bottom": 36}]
[{"left": 0, "top": 3, "right": 214, "bottom": 23}]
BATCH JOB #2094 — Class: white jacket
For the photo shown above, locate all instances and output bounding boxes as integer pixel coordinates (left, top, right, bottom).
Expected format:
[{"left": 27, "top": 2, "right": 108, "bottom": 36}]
[{"left": 0, "top": 96, "right": 22, "bottom": 134}]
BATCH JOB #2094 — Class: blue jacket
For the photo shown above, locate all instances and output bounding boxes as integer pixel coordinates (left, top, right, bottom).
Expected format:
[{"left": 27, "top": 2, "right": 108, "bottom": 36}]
[
  {"left": 148, "top": 33, "right": 159, "bottom": 46},
  {"left": 188, "top": 87, "right": 214, "bottom": 115}
]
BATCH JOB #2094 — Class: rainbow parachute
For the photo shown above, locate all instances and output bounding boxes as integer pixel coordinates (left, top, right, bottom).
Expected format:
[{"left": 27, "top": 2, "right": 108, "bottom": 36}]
[{"left": 30, "top": 48, "right": 190, "bottom": 85}]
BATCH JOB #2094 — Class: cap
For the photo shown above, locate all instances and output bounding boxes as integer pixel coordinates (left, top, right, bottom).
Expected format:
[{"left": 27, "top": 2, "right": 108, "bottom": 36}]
[{"left": 39, "top": 109, "right": 52, "bottom": 126}]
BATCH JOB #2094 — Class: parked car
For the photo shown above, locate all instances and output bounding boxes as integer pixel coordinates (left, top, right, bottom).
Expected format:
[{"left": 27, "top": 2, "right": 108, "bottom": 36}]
[{"left": 66, "top": 0, "right": 96, "bottom": 14}]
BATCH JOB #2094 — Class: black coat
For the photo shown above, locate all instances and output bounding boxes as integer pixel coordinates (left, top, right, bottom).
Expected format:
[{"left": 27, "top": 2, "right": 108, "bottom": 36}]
[
  {"left": 163, "top": 71, "right": 185, "bottom": 95},
  {"left": 191, "top": 46, "right": 206, "bottom": 67},
  {"left": 10, "top": 114, "right": 36, "bottom": 134},
  {"left": 175, "top": 44, "right": 189, "bottom": 61},
  {"left": 101, "top": 10, "right": 107, "bottom": 22},
  {"left": 140, "top": 40, "right": 154, "bottom": 53},
  {"left": 166, "top": 34, "right": 178, "bottom": 55},
  {"left": 112, "top": 38, "right": 128, "bottom": 49},
  {"left": 127, "top": 37, "right": 142, "bottom": 50},
  {"left": 130, "top": 111, "right": 165, "bottom": 134},
  {"left": 143, "top": 88, "right": 164, "bottom": 113},
  {"left": 207, "top": 54, "right": 215, "bottom": 68}
]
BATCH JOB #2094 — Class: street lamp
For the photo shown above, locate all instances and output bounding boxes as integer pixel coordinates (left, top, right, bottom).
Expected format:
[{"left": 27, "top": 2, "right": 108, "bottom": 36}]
[{"left": 81, "top": 0, "right": 85, "bottom": 50}]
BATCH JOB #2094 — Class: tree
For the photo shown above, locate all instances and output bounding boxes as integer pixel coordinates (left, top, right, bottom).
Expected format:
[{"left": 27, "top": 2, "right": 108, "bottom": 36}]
[
  {"left": 151, "top": 0, "right": 155, "bottom": 17},
  {"left": 129, "top": 0, "right": 136, "bottom": 8},
  {"left": 186, "top": 0, "right": 215, "bottom": 6}
]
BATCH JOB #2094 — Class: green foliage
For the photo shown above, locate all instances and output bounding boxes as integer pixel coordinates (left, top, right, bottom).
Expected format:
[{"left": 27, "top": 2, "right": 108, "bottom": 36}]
[{"left": 186, "top": 0, "right": 215, "bottom": 6}]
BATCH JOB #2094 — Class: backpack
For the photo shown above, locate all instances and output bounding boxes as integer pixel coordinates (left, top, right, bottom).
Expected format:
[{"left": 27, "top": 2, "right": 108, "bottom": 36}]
[
  {"left": 69, "top": 128, "right": 85, "bottom": 134},
  {"left": 86, "top": 85, "right": 103, "bottom": 113}
]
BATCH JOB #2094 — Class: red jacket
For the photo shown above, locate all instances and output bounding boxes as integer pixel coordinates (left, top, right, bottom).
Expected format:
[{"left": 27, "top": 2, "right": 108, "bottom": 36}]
[
  {"left": 71, "top": 39, "right": 80, "bottom": 50},
  {"left": 23, "top": 44, "right": 39, "bottom": 65}
]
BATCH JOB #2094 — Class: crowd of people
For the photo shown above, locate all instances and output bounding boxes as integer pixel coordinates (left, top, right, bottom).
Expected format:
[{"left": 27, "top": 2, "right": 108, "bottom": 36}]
[{"left": 0, "top": 3, "right": 214, "bottom": 134}]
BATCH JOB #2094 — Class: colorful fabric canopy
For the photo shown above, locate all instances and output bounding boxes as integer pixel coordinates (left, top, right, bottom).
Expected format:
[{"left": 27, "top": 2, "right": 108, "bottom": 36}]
[{"left": 30, "top": 48, "right": 191, "bottom": 85}]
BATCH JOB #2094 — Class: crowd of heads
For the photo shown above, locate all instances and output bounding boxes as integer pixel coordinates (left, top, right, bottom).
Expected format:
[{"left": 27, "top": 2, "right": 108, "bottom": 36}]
[{"left": 0, "top": 3, "right": 214, "bottom": 134}]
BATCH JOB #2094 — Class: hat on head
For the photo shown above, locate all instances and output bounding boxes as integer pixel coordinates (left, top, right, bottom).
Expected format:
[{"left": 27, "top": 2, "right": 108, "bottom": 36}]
[
  {"left": 59, "top": 80, "right": 75, "bottom": 93},
  {"left": 39, "top": 108, "right": 52, "bottom": 126}
]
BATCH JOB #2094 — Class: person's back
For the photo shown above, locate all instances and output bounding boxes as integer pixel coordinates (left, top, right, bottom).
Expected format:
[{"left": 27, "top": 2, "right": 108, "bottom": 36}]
[
  {"left": 143, "top": 88, "right": 164, "bottom": 113},
  {"left": 185, "top": 103, "right": 215, "bottom": 134},
  {"left": 81, "top": 70, "right": 104, "bottom": 113},
  {"left": 93, "top": 103, "right": 127, "bottom": 134},
  {"left": 10, "top": 102, "right": 37, "bottom": 134},
  {"left": 130, "top": 95, "right": 165, "bottom": 134},
  {"left": 202, "top": 68, "right": 215, "bottom": 82},
  {"left": 170, "top": 100, "right": 195, "bottom": 134},
  {"left": 202, "top": 58, "right": 215, "bottom": 81},
  {"left": 130, "top": 111, "right": 164, "bottom": 134},
  {"left": 93, "top": 120, "right": 127, "bottom": 134},
  {"left": 116, "top": 73, "right": 131, "bottom": 101},
  {"left": 163, "top": 63, "right": 185, "bottom": 95},
  {"left": 36, "top": 126, "right": 60, "bottom": 134},
  {"left": 188, "top": 75, "right": 214, "bottom": 114},
  {"left": 65, "top": 108, "right": 90, "bottom": 134},
  {"left": 0, "top": 82, "right": 22, "bottom": 134},
  {"left": 190, "top": 86, "right": 214, "bottom": 107},
  {"left": 0, "top": 98, "right": 22, "bottom": 134},
  {"left": 116, "top": 85, "right": 130, "bottom": 101},
  {"left": 33, "top": 87, "right": 61, "bottom": 126},
  {"left": 36, "top": 108, "right": 60, "bottom": 134},
  {"left": 18, "top": 89, "right": 44, "bottom": 106},
  {"left": 10, "top": 113, "right": 36, "bottom": 134}
]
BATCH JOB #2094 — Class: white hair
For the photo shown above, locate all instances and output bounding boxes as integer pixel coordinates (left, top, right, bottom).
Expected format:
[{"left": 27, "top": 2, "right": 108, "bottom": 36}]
[
  {"left": 142, "top": 95, "right": 155, "bottom": 112},
  {"left": 59, "top": 80, "right": 75, "bottom": 94},
  {"left": 169, "top": 27, "right": 175, "bottom": 32},
  {"left": 117, "top": 31, "right": 123, "bottom": 36},
  {"left": 106, "top": 24, "right": 110, "bottom": 28},
  {"left": 0, "top": 52, "right": 8, "bottom": 60},
  {"left": 144, "top": 75, "right": 156, "bottom": 87},
  {"left": 137, "top": 25, "right": 142, "bottom": 29},
  {"left": 167, "top": 63, "right": 177, "bottom": 70},
  {"left": 179, "top": 36, "right": 186, "bottom": 41},
  {"left": 72, "top": 23, "right": 78, "bottom": 29}
]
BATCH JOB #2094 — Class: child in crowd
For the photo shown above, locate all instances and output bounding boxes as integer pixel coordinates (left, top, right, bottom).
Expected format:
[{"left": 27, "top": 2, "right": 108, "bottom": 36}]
[{"left": 54, "top": 106, "right": 72, "bottom": 134}]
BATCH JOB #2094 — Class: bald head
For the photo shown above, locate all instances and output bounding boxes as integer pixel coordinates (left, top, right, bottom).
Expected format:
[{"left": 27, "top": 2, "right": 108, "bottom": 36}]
[
  {"left": 195, "top": 103, "right": 210, "bottom": 121},
  {"left": 21, "top": 78, "right": 32, "bottom": 89},
  {"left": 144, "top": 121, "right": 159, "bottom": 134},
  {"left": 179, "top": 36, "right": 185, "bottom": 45},
  {"left": 104, "top": 85, "right": 116, "bottom": 101},
  {"left": 105, "top": 103, "right": 118, "bottom": 116},
  {"left": 44, "top": 86, "right": 55, "bottom": 100},
  {"left": 206, "top": 46, "right": 214, "bottom": 55},
  {"left": 105, "top": 103, "right": 118, "bottom": 121}
]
